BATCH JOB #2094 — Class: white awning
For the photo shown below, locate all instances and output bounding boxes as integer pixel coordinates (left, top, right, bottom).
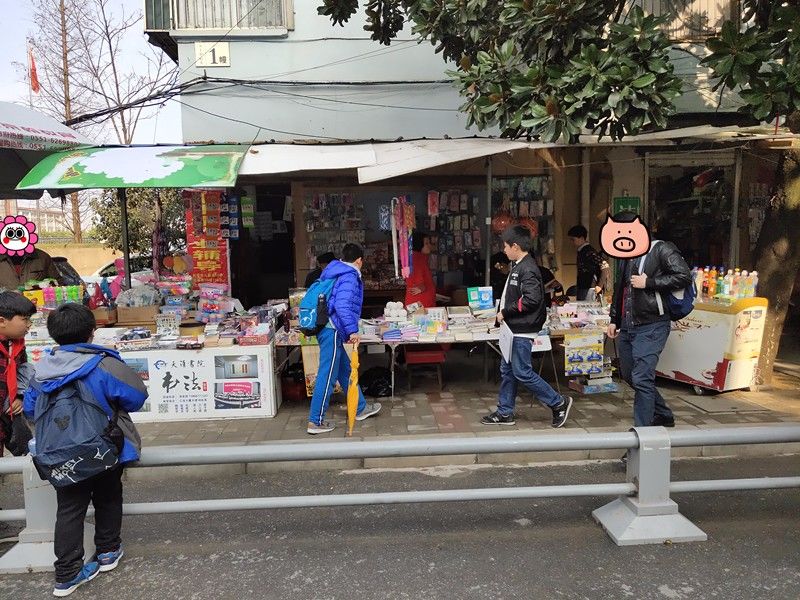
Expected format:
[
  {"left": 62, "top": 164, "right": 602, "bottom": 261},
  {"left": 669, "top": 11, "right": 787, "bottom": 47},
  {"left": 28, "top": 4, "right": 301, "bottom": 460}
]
[
  {"left": 239, "top": 143, "right": 377, "bottom": 175},
  {"left": 0, "top": 101, "right": 93, "bottom": 198},
  {"left": 358, "top": 139, "right": 532, "bottom": 183}
]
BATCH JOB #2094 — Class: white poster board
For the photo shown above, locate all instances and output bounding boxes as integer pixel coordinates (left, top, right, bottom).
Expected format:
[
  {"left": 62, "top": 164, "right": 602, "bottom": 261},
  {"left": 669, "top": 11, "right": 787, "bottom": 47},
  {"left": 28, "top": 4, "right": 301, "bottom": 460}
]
[{"left": 121, "top": 344, "right": 282, "bottom": 422}]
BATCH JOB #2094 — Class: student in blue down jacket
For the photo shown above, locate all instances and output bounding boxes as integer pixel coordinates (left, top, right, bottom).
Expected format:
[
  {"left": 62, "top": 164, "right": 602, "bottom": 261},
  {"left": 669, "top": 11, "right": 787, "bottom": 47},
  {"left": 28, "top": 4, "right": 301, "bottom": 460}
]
[
  {"left": 24, "top": 304, "right": 147, "bottom": 596},
  {"left": 307, "top": 243, "right": 382, "bottom": 434}
]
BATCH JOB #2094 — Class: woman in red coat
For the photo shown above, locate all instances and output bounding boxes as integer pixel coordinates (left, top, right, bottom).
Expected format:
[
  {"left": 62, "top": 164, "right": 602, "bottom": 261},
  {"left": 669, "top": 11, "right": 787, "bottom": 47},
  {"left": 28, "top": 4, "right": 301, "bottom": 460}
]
[{"left": 405, "top": 234, "right": 436, "bottom": 308}]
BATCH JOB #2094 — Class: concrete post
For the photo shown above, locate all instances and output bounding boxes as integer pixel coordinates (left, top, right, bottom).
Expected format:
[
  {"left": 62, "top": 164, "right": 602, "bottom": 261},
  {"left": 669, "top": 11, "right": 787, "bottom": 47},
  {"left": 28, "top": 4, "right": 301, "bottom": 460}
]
[
  {"left": 592, "top": 426, "right": 707, "bottom": 546},
  {"left": 0, "top": 457, "right": 94, "bottom": 574}
]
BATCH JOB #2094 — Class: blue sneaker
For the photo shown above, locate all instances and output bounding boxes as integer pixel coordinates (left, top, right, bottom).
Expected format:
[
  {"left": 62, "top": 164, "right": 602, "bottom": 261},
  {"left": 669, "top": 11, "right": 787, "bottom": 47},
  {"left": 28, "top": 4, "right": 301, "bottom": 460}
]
[
  {"left": 97, "top": 547, "right": 124, "bottom": 572},
  {"left": 53, "top": 562, "right": 100, "bottom": 597}
]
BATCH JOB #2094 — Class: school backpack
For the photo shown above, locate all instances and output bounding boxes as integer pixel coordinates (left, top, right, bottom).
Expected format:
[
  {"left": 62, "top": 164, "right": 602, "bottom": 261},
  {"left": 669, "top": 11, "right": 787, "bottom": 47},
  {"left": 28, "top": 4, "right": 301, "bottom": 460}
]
[
  {"left": 31, "top": 379, "right": 123, "bottom": 487},
  {"left": 638, "top": 240, "right": 696, "bottom": 321},
  {"left": 298, "top": 277, "right": 336, "bottom": 336}
]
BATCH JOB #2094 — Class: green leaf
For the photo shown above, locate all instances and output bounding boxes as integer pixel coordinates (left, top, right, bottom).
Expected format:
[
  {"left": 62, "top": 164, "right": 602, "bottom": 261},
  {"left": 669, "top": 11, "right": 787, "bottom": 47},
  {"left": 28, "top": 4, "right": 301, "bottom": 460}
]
[{"left": 631, "top": 73, "right": 657, "bottom": 88}]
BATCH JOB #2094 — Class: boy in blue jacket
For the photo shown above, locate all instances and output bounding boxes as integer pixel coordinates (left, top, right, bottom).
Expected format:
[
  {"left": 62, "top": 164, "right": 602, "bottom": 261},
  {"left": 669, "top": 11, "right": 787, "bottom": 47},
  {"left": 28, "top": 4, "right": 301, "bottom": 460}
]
[
  {"left": 24, "top": 304, "right": 147, "bottom": 597},
  {"left": 308, "top": 243, "right": 381, "bottom": 434}
]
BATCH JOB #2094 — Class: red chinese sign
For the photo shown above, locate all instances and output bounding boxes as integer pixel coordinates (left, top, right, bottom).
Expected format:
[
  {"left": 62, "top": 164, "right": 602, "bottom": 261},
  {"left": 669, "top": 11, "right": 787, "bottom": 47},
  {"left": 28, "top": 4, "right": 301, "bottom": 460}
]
[{"left": 184, "top": 189, "right": 230, "bottom": 288}]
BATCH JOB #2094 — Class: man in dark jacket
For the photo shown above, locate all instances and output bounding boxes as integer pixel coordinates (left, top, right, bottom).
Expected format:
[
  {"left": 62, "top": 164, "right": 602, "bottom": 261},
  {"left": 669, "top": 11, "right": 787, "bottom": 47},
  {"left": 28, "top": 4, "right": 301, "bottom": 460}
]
[
  {"left": 307, "top": 244, "right": 381, "bottom": 434},
  {"left": 482, "top": 226, "right": 573, "bottom": 428},
  {"left": 568, "top": 224, "right": 610, "bottom": 301},
  {"left": 606, "top": 212, "right": 692, "bottom": 427},
  {"left": 304, "top": 252, "right": 336, "bottom": 289},
  {"left": 0, "top": 248, "right": 62, "bottom": 290}
]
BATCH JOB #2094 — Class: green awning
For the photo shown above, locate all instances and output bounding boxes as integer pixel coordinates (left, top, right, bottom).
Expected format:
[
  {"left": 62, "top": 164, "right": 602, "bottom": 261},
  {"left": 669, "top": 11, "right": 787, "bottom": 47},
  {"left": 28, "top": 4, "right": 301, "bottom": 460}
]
[{"left": 16, "top": 144, "right": 247, "bottom": 190}]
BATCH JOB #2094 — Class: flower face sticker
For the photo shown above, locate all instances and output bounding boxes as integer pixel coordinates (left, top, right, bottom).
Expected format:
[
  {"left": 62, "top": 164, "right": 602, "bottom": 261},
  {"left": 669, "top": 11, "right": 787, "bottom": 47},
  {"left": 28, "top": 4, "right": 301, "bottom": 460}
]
[{"left": 0, "top": 216, "right": 39, "bottom": 256}]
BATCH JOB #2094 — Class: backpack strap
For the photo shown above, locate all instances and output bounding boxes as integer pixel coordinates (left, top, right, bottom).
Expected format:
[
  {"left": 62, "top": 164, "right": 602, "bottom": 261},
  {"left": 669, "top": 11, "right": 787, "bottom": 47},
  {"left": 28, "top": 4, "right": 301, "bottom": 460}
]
[{"left": 637, "top": 240, "right": 661, "bottom": 275}]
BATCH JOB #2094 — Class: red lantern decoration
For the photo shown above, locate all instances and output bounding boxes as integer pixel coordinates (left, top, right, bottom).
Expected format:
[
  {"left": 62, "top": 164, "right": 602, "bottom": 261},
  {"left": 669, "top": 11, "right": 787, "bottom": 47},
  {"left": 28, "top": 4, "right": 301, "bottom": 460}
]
[{"left": 491, "top": 210, "right": 514, "bottom": 234}]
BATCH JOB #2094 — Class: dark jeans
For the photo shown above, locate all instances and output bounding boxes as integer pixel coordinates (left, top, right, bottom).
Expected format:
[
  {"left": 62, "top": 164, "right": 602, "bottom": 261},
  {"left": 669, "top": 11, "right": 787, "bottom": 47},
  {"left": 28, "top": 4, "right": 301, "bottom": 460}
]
[
  {"left": 497, "top": 336, "right": 562, "bottom": 416},
  {"left": 54, "top": 467, "right": 123, "bottom": 582},
  {"left": 617, "top": 320, "right": 673, "bottom": 427}
]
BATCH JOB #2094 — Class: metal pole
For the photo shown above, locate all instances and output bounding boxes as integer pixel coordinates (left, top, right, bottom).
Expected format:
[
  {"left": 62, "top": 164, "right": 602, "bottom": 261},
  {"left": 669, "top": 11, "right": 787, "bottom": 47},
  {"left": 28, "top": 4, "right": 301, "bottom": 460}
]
[
  {"left": 581, "top": 148, "right": 591, "bottom": 231},
  {"left": 730, "top": 148, "right": 743, "bottom": 267},
  {"left": 135, "top": 431, "right": 640, "bottom": 467},
  {"left": 120, "top": 483, "right": 636, "bottom": 516},
  {"left": 668, "top": 425, "right": 800, "bottom": 447},
  {"left": 118, "top": 188, "right": 132, "bottom": 289},
  {"left": 485, "top": 157, "right": 493, "bottom": 286},
  {"left": 670, "top": 476, "right": 800, "bottom": 493}
]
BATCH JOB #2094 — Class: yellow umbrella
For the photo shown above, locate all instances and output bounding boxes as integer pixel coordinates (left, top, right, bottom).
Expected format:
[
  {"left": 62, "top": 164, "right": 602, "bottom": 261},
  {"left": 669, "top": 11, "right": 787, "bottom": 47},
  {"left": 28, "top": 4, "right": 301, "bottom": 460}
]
[{"left": 346, "top": 343, "right": 360, "bottom": 437}]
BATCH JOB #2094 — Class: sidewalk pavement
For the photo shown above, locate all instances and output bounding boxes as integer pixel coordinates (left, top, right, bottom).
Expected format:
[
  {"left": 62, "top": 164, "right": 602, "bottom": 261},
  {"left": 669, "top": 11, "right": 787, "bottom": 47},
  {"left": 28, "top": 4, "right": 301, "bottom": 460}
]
[{"left": 124, "top": 361, "right": 800, "bottom": 476}]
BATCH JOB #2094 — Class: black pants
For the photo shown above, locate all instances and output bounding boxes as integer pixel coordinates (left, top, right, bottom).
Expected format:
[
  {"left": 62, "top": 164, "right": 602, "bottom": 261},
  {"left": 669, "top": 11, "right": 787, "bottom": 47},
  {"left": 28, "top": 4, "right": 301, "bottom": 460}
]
[{"left": 54, "top": 467, "right": 123, "bottom": 582}]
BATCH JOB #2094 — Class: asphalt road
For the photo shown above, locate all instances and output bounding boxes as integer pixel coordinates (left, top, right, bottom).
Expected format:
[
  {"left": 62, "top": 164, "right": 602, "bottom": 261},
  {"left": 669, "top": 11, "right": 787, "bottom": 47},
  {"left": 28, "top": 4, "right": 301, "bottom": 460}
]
[{"left": 1, "top": 456, "right": 798, "bottom": 600}]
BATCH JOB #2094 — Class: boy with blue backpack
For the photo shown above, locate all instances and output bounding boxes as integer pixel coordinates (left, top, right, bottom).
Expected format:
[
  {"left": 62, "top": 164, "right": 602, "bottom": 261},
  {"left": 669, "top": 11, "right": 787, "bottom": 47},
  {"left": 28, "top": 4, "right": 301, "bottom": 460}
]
[
  {"left": 24, "top": 304, "right": 148, "bottom": 597},
  {"left": 302, "top": 243, "right": 381, "bottom": 434}
]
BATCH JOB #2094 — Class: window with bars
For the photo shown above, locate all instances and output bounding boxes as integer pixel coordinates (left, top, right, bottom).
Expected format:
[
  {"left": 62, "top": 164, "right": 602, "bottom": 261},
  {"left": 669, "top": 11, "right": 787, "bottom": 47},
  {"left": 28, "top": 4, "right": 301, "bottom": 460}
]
[
  {"left": 145, "top": 0, "right": 294, "bottom": 31},
  {"left": 631, "top": 0, "right": 740, "bottom": 41}
]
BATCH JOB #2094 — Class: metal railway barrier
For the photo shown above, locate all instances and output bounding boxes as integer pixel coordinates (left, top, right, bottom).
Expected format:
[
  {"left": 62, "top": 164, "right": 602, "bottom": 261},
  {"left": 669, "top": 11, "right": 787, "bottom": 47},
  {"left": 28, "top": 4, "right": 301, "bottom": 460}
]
[{"left": 0, "top": 424, "right": 799, "bottom": 574}]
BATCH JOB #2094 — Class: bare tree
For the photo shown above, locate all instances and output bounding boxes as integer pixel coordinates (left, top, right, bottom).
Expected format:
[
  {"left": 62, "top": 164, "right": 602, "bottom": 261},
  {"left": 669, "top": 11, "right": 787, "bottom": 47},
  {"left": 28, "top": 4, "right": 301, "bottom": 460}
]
[{"left": 25, "top": 0, "right": 177, "bottom": 241}]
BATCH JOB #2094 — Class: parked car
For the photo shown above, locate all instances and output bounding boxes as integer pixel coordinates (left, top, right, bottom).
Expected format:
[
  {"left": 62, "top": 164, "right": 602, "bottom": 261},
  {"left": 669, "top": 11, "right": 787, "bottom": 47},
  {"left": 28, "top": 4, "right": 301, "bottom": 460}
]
[{"left": 82, "top": 256, "right": 154, "bottom": 287}]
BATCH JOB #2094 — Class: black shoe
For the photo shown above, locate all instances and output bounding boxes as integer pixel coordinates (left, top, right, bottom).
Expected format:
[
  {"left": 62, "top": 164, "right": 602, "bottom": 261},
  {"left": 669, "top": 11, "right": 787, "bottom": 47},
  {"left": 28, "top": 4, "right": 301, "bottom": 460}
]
[
  {"left": 551, "top": 396, "right": 573, "bottom": 428},
  {"left": 481, "top": 411, "right": 516, "bottom": 426},
  {"left": 652, "top": 414, "right": 675, "bottom": 427}
]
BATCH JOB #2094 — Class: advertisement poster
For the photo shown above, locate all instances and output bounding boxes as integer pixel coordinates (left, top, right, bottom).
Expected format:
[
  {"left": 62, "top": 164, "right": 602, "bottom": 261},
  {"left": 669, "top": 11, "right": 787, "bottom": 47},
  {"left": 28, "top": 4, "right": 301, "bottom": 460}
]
[
  {"left": 122, "top": 346, "right": 280, "bottom": 422},
  {"left": 184, "top": 189, "right": 230, "bottom": 289}
]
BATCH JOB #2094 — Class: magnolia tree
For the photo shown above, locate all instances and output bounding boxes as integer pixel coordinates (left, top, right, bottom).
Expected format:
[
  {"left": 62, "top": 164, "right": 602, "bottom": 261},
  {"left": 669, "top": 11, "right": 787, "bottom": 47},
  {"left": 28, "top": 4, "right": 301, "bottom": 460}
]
[
  {"left": 319, "top": 0, "right": 800, "bottom": 382},
  {"left": 702, "top": 1, "right": 800, "bottom": 383}
]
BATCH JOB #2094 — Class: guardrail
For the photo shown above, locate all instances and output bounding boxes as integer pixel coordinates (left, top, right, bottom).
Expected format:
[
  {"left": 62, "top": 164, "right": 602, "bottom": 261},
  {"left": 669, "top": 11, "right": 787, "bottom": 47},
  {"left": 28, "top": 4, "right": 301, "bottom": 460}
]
[{"left": 1, "top": 424, "right": 798, "bottom": 573}]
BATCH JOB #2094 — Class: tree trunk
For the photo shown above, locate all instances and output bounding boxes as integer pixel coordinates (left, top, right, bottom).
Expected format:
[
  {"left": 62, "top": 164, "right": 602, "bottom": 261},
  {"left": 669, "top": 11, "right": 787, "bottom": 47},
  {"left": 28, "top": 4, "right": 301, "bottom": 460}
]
[
  {"left": 70, "top": 192, "right": 82, "bottom": 243},
  {"left": 753, "top": 149, "right": 800, "bottom": 384}
]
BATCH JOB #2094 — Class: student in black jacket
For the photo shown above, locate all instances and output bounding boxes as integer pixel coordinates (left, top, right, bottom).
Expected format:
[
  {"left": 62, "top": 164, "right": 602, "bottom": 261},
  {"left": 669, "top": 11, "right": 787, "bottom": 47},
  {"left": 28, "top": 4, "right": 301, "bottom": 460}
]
[
  {"left": 606, "top": 212, "right": 692, "bottom": 428},
  {"left": 482, "top": 226, "right": 573, "bottom": 428}
]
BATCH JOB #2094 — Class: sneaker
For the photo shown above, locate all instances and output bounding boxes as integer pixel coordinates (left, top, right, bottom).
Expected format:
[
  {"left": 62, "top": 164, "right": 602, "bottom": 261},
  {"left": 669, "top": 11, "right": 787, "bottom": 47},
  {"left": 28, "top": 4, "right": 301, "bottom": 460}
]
[
  {"left": 96, "top": 547, "right": 124, "bottom": 572},
  {"left": 652, "top": 414, "right": 675, "bottom": 427},
  {"left": 551, "top": 396, "right": 573, "bottom": 428},
  {"left": 356, "top": 402, "right": 382, "bottom": 421},
  {"left": 480, "top": 411, "right": 516, "bottom": 426},
  {"left": 307, "top": 421, "right": 335, "bottom": 435},
  {"left": 53, "top": 562, "right": 100, "bottom": 597}
]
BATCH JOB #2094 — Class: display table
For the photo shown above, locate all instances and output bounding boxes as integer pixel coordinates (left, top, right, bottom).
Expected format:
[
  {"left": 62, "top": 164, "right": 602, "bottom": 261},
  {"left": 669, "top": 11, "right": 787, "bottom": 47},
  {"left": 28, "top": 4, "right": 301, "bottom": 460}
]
[{"left": 656, "top": 298, "right": 768, "bottom": 394}]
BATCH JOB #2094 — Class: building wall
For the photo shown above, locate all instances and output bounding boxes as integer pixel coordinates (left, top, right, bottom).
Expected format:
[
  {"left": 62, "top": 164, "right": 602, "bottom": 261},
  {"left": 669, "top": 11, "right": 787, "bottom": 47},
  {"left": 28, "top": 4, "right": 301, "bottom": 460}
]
[{"left": 170, "top": 0, "right": 737, "bottom": 144}]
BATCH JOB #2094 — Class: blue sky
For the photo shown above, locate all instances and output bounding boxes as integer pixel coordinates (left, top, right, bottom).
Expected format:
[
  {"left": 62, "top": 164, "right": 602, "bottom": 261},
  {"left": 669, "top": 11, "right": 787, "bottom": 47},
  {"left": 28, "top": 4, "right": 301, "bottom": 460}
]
[{"left": 0, "top": 0, "right": 182, "bottom": 144}]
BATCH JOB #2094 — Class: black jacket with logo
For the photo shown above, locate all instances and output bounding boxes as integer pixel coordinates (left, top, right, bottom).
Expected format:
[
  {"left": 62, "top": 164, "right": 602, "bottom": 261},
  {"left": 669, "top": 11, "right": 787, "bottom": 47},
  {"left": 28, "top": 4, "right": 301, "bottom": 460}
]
[
  {"left": 609, "top": 240, "right": 692, "bottom": 328},
  {"left": 499, "top": 254, "right": 548, "bottom": 334}
]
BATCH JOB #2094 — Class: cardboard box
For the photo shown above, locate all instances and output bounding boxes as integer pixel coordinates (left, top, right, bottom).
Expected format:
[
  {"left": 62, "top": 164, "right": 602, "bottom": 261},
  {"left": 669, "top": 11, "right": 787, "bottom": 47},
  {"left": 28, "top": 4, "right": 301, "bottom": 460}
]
[
  {"left": 467, "top": 286, "right": 494, "bottom": 310},
  {"left": 117, "top": 305, "right": 160, "bottom": 324},
  {"left": 92, "top": 307, "right": 118, "bottom": 325}
]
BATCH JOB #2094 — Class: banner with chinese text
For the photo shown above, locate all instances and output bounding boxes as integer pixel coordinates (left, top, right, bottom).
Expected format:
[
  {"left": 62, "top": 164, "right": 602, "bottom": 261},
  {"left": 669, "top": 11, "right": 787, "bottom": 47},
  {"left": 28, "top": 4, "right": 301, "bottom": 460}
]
[{"left": 184, "top": 189, "right": 230, "bottom": 288}]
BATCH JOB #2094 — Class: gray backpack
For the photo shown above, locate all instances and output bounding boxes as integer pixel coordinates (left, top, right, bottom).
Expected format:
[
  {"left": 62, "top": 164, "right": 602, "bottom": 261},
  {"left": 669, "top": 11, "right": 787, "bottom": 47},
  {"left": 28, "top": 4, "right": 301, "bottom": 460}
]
[{"left": 31, "top": 378, "right": 123, "bottom": 487}]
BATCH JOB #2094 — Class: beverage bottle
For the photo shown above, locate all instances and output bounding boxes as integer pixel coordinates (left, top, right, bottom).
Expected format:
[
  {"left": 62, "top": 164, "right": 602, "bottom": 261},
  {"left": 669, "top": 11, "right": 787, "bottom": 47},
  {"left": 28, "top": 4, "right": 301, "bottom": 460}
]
[
  {"left": 738, "top": 271, "right": 749, "bottom": 299},
  {"left": 694, "top": 267, "right": 704, "bottom": 296},
  {"left": 731, "top": 268, "right": 741, "bottom": 298},
  {"left": 723, "top": 269, "right": 733, "bottom": 296},
  {"left": 715, "top": 269, "right": 724, "bottom": 297},
  {"left": 702, "top": 267, "right": 710, "bottom": 298},
  {"left": 708, "top": 266, "right": 717, "bottom": 296},
  {"left": 28, "top": 437, "right": 36, "bottom": 456},
  {"left": 751, "top": 271, "right": 759, "bottom": 297}
]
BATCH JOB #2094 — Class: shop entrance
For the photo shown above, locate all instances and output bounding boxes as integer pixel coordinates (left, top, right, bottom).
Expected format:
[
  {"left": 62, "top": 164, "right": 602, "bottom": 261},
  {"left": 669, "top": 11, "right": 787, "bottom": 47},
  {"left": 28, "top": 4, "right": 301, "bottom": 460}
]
[
  {"left": 646, "top": 152, "right": 740, "bottom": 268},
  {"left": 230, "top": 184, "right": 294, "bottom": 306}
]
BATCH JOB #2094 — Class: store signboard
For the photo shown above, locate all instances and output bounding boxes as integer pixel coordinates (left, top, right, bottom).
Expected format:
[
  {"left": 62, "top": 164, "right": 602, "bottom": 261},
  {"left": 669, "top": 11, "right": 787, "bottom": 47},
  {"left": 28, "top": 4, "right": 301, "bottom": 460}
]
[
  {"left": 612, "top": 197, "right": 641, "bottom": 215},
  {"left": 122, "top": 345, "right": 280, "bottom": 422}
]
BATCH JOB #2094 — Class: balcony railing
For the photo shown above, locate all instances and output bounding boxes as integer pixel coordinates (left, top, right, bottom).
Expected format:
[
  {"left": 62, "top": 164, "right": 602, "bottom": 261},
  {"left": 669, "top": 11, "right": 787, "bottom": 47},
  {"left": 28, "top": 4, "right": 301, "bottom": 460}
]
[
  {"left": 632, "top": 0, "right": 740, "bottom": 41},
  {"left": 145, "top": 0, "right": 292, "bottom": 31}
]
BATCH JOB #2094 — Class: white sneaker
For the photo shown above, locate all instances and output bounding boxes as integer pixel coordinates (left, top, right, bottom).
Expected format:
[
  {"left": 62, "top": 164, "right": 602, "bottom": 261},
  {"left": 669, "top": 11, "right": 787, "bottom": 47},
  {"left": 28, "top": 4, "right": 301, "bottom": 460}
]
[
  {"left": 356, "top": 402, "right": 382, "bottom": 421},
  {"left": 307, "top": 421, "right": 335, "bottom": 435}
]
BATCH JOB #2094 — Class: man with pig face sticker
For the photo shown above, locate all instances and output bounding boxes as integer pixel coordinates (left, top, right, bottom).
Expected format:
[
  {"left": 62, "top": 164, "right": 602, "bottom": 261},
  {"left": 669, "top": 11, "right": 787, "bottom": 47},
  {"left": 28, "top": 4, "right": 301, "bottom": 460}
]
[{"left": 602, "top": 212, "right": 692, "bottom": 428}]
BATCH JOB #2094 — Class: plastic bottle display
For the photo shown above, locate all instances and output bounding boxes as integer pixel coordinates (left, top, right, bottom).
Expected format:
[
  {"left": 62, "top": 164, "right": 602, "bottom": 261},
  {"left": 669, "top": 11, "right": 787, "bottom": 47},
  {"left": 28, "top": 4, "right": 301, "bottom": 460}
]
[{"left": 692, "top": 265, "right": 758, "bottom": 300}]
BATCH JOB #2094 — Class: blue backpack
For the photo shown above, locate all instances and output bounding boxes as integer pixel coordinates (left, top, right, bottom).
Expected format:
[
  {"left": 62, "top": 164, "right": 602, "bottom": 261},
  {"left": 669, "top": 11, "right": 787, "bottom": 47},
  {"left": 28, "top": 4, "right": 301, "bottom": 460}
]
[
  {"left": 639, "top": 240, "right": 696, "bottom": 321},
  {"left": 298, "top": 278, "right": 336, "bottom": 336},
  {"left": 31, "top": 379, "right": 123, "bottom": 487}
]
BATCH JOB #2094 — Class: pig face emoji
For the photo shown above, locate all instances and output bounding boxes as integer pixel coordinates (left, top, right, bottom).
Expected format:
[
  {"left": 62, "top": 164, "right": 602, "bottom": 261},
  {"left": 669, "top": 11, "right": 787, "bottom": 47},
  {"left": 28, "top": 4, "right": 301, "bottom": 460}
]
[{"left": 600, "top": 215, "right": 651, "bottom": 259}]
